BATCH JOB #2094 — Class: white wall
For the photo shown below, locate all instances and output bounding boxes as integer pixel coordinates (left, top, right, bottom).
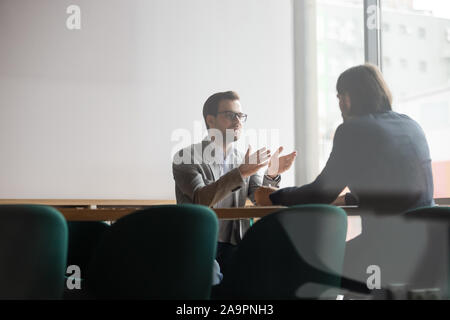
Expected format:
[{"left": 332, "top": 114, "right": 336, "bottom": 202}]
[{"left": 0, "top": 0, "right": 295, "bottom": 199}]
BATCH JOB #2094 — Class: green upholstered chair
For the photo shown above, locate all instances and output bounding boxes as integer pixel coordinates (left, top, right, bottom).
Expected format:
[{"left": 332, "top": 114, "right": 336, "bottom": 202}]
[
  {"left": 215, "top": 205, "right": 348, "bottom": 300},
  {"left": 63, "top": 221, "right": 110, "bottom": 299},
  {"left": 0, "top": 205, "right": 68, "bottom": 299},
  {"left": 87, "top": 204, "right": 218, "bottom": 299},
  {"left": 405, "top": 205, "right": 450, "bottom": 221},
  {"left": 66, "top": 221, "right": 110, "bottom": 277}
]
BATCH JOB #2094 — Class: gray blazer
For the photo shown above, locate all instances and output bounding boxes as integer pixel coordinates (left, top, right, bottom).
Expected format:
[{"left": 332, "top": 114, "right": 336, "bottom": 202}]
[{"left": 172, "top": 139, "right": 280, "bottom": 245}]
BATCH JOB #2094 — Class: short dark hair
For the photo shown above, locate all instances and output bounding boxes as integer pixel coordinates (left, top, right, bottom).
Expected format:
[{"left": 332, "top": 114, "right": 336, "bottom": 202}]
[
  {"left": 336, "top": 64, "right": 393, "bottom": 116},
  {"left": 203, "top": 91, "right": 240, "bottom": 129}
]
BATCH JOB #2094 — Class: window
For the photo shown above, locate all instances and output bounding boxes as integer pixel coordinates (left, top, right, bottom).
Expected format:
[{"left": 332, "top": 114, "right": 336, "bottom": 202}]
[
  {"left": 316, "top": 0, "right": 364, "bottom": 169},
  {"left": 382, "top": 0, "right": 450, "bottom": 198},
  {"left": 311, "top": 0, "right": 450, "bottom": 198}
]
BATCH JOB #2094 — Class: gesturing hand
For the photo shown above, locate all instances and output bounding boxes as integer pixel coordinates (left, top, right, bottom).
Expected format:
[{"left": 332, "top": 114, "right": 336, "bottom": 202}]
[
  {"left": 239, "top": 146, "right": 271, "bottom": 178},
  {"left": 267, "top": 146, "right": 297, "bottom": 178}
]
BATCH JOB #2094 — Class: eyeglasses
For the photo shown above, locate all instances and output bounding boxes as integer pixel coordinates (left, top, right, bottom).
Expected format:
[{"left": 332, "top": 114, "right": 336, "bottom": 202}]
[{"left": 217, "top": 111, "right": 248, "bottom": 123}]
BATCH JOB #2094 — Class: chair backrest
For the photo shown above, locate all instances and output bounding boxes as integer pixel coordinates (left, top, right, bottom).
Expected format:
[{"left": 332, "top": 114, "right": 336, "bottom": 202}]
[
  {"left": 87, "top": 204, "right": 218, "bottom": 299},
  {"left": 218, "top": 205, "right": 348, "bottom": 299},
  {"left": 404, "top": 206, "right": 450, "bottom": 297},
  {"left": 343, "top": 206, "right": 450, "bottom": 298},
  {"left": 67, "top": 221, "right": 110, "bottom": 278},
  {"left": 0, "top": 205, "right": 68, "bottom": 299}
]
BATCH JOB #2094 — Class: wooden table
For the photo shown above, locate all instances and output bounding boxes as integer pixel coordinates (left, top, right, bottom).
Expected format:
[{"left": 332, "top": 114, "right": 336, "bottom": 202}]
[
  {"left": 0, "top": 199, "right": 447, "bottom": 221},
  {"left": 0, "top": 199, "right": 364, "bottom": 220},
  {"left": 1, "top": 199, "right": 448, "bottom": 243},
  {"left": 56, "top": 206, "right": 289, "bottom": 221},
  {"left": 0, "top": 199, "right": 389, "bottom": 242}
]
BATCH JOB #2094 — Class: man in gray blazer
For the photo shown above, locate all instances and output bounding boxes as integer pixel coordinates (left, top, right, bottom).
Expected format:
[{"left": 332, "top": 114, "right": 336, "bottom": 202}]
[{"left": 172, "top": 91, "right": 296, "bottom": 276}]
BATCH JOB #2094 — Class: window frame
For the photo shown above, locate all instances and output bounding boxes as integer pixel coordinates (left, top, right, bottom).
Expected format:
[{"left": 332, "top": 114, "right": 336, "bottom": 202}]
[
  {"left": 294, "top": 0, "right": 383, "bottom": 184},
  {"left": 364, "top": 0, "right": 383, "bottom": 69}
]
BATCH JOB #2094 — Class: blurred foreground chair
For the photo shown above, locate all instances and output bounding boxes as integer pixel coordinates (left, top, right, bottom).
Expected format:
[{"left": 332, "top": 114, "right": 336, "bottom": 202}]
[
  {"left": 0, "top": 205, "right": 68, "bottom": 299},
  {"left": 404, "top": 206, "right": 450, "bottom": 299},
  {"left": 214, "top": 205, "right": 349, "bottom": 299},
  {"left": 66, "top": 221, "right": 110, "bottom": 276},
  {"left": 63, "top": 221, "right": 110, "bottom": 299},
  {"left": 87, "top": 204, "right": 218, "bottom": 299},
  {"left": 342, "top": 206, "right": 450, "bottom": 299}
]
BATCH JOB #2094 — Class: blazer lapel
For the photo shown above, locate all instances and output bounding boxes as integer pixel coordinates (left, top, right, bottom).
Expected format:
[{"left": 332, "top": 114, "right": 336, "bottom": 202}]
[{"left": 202, "top": 139, "right": 220, "bottom": 181}]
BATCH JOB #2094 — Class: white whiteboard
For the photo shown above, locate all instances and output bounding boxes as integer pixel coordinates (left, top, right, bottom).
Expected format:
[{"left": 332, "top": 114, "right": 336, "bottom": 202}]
[{"left": 0, "top": 0, "right": 295, "bottom": 199}]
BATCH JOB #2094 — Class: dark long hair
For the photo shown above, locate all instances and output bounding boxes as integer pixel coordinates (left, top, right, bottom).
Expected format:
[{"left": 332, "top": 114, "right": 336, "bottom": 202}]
[{"left": 336, "top": 64, "right": 393, "bottom": 116}]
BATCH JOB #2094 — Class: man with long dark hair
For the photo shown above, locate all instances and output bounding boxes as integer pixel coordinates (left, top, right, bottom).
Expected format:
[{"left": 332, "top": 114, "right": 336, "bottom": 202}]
[
  {"left": 255, "top": 64, "right": 434, "bottom": 213},
  {"left": 254, "top": 64, "right": 436, "bottom": 293}
]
